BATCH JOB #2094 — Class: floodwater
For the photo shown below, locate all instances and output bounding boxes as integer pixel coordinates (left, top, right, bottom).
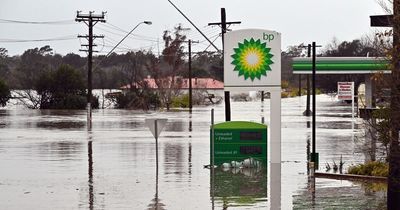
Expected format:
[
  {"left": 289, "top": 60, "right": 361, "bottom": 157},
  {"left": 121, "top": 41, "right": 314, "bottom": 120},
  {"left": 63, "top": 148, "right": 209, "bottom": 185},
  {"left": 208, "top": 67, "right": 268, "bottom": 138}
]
[{"left": 0, "top": 94, "right": 386, "bottom": 209}]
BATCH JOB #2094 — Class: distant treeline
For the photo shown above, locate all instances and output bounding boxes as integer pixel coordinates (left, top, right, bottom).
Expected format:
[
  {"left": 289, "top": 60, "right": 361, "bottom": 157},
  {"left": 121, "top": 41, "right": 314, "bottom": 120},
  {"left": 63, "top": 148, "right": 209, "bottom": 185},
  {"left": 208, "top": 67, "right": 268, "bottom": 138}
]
[
  {"left": 0, "top": 32, "right": 386, "bottom": 93},
  {"left": 0, "top": 46, "right": 223, "bottom": 90},
  {"left": 0, "top": 30, "right": 385, "bottom": 108}
]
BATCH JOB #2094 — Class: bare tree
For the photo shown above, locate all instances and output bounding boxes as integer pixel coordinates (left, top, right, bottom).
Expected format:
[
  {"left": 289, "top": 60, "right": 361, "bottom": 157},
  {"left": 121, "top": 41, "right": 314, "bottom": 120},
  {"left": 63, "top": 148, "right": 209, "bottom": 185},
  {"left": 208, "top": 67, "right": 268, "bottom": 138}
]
[{"left": 150, "top": 25, "right": 187, "bottom": 110}]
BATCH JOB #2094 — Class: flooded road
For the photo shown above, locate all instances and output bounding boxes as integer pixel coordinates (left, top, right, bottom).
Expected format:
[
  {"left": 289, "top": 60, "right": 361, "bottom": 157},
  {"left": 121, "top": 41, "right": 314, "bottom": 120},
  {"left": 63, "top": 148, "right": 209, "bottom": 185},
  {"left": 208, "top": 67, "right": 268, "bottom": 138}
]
[{"left": 0, "top": 95, "right": 386, "bottom": 209}]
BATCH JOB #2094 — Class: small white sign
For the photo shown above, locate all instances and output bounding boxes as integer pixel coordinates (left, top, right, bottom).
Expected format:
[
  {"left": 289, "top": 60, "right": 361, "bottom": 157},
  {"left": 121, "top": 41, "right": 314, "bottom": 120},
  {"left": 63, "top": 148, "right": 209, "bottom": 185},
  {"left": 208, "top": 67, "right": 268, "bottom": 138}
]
[
  {"left": 338, "top": 82, "right": 354, "bottom": 100},
  {"left": 145, "top": 118, "right": 167, "bottom": 139}
]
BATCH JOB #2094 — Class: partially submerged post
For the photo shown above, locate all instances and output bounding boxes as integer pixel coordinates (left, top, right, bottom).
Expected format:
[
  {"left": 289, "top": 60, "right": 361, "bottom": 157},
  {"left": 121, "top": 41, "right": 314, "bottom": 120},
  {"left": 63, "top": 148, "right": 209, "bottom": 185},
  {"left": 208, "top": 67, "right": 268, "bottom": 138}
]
[{"left": 145, "top": 118, "right": 168, "bottom": 184}]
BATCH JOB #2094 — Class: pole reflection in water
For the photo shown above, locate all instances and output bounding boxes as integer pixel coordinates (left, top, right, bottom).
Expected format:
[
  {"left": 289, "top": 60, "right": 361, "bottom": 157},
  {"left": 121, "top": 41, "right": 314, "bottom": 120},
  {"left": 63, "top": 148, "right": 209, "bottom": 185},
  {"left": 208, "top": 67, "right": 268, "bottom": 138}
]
[
  {"left": 188, "top": 112, "right": 193, "bottom": 176},
  {"left": 308, "top": 162, "right": 316, "bottom": 209},
  {"left": 211, "top": 166, "right": 215, "bottom": 210},
  {"left": 188, "top": 142, "right": 192, "bottom": 176},
  {"left": 307, "top": 133, "right": 311, "bottom": 175},
  {"left": 148, "top": 168, "right": 165, "bottom": 210},
  {"left": 189, "top": 112, "right": 193, "bottom": 132},
  {"left": 147, "top": 165, "right": 162, "bottom": 210},
  {"left": 87, "top": 132, "right": 94, "bottom": 210},
  {"left": 148, "top": 124, "right": 165, "bottom": 210},
  {"left": 306, "top": 121, "right": 311, "bottom": 175}
]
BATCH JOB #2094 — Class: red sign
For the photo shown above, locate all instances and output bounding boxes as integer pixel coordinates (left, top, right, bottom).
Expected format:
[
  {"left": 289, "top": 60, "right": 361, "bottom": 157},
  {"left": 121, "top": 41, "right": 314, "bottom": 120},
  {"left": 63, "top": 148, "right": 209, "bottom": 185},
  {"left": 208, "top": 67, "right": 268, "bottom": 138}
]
[{"left": 338, "top": 82, "right": 354, "bottom": 100}]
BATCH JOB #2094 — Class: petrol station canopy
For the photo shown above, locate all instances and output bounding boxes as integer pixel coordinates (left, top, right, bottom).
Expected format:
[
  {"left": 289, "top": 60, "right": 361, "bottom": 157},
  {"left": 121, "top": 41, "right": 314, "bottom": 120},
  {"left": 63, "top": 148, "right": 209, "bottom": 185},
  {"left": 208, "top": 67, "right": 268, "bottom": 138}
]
[{"left": 292, "top": 57, "right": 390, "bottom": 74}]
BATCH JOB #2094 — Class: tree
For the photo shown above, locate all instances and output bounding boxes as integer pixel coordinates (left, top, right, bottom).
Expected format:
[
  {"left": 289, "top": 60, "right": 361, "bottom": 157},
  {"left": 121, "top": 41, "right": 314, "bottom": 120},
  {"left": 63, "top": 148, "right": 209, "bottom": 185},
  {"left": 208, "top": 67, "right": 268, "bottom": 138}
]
[
  {"left": 36, "top": 64, "right": 92, "bottom": 109},
  {"left": 106, "top": 50, "right": 161, "bottom": 110},
  {"left": 191, "top": 51, "right": 222, "bottom": 80},
  {"left": 0, "top": 48, "right": 9, "bottom": 80},
  {"left": 388, "top": 0, "right": 400, "bottom": 208},
  {"left": 62, "top": 53, "right": 86, "bottom": 69},
  {"left": 0, "top": 79, "right": 10, "bottom": 106},
  {"left": 12, "top": 46, "right": 54, "bottom": 108},
  {"left": 150, "top": 25, "right": 187, "bottom": 110}
]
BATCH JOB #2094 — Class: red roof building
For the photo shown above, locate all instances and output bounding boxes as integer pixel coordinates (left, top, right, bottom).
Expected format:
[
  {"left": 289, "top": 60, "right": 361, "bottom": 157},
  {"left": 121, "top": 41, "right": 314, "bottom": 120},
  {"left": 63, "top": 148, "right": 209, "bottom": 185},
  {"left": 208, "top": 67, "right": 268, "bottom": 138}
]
[{"left": 121, "top": 77, "right": 224, "bottom": 90}]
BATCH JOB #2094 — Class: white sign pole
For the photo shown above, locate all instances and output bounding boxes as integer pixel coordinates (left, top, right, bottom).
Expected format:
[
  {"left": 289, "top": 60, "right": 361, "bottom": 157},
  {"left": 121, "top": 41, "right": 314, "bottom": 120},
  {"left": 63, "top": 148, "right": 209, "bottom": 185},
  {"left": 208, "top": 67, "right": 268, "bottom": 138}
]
[
  {"left": 154, "top": 120, "right": 159, "bottom": 178},
  {"left": 145, "top": 118, "right": 168, "bottom": 188},
  {"left": 270, "top": 88, "right": 281, "bottom": 209},
  {"left": 351, "top": 82, "right": 355, "bottom": 120}
]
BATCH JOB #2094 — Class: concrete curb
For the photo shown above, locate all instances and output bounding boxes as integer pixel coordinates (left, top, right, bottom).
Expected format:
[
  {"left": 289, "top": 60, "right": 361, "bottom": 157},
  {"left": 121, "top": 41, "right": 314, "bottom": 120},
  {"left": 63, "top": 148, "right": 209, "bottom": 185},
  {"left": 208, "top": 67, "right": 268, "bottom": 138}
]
[{"left": 315, "top": 172, "right": 387, "bottom": 182}]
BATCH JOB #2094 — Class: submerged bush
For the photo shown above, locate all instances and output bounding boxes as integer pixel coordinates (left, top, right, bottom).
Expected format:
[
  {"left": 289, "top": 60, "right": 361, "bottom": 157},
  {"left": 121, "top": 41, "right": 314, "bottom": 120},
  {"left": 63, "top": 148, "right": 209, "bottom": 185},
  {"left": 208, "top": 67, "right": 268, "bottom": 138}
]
[
  {"left": 0, "top": 79, "right": 10, "bottom": 106},
  {"left": 347, "top": 161, "right": 388, "bottom": 177},
  {"left": 36, "top": 64, "right": 97, "bottom": 109},
  {"left": 116, "top": 90, "right": 160, "bottom": 110},
  {"left": 171, "top": 94, "right": 189, "bottom": 108}
]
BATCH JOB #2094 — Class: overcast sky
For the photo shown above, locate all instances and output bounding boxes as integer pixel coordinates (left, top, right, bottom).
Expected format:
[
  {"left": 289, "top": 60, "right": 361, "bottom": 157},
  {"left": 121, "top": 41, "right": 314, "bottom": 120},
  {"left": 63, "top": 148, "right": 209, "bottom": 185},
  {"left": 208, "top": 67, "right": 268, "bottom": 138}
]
[{"left": 0, "top": 0, "right": 388, "bottom": 56}]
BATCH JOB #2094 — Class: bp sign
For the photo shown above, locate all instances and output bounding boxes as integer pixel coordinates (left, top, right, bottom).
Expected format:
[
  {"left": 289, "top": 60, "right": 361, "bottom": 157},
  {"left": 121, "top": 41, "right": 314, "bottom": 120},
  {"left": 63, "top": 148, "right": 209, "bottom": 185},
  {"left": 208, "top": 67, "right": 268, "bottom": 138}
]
[{"left": 224, "top": 29, "right": 281, "bottom": 91}]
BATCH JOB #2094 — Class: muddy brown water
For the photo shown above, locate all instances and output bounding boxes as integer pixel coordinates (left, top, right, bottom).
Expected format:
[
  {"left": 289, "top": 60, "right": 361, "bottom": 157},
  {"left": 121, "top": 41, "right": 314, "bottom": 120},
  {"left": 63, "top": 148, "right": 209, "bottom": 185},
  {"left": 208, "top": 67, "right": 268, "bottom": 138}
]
[{"left": 0, "top": 95, "right": 386, "bottom": 209}]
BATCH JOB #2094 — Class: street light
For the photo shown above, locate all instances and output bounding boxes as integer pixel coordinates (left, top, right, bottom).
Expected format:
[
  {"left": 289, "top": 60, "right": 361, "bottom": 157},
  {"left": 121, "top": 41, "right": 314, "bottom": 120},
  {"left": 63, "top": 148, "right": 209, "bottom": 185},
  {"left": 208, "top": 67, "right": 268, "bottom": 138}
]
[
  {"left": 87, "top": 20, "right": 151, "bottom": 126},
  {"left": 93, "top": 20, "right": 152, "bottom": 71},
  {"left": 104, "top": 21, "right": 152, "bottom": 58}
]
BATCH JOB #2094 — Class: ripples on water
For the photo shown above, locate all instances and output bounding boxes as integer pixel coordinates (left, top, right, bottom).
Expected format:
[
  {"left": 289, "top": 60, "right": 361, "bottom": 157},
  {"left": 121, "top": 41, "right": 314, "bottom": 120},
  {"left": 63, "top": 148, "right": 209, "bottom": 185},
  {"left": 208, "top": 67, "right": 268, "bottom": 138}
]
[{"left": 0, "top": 95, "right": 386, "bottom": 209}]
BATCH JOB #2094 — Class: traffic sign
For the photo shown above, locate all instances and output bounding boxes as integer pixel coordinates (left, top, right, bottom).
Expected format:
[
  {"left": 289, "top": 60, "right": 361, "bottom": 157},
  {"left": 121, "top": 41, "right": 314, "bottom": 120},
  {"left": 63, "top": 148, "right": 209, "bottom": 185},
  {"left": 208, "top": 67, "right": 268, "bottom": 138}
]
[{"left": 145, "top": 118, "right": 168, "bottom": 139}]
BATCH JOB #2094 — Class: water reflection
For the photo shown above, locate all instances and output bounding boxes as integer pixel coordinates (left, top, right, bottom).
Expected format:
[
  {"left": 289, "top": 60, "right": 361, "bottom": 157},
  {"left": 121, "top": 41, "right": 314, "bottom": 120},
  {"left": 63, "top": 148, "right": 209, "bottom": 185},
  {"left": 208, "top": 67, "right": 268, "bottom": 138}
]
[
  {"left": 36, "top": 121, "right": 85, "bottom": 130},
  {"left": 87, "top": 135, "right": 94, "bottom": 210},
  {"left": 147, "top": 156, "right": 166, "bottom": 210},
  {"left": 211, "top": 167, "right": 268, "bottom": 209},
  {"left": 189, "top": 112, "right": 193, "bottom": 132},
  {"left": 165, "top": 121, "right": 184, "bottom": 132},
  {"left": 0, "top": 95, "right": 388, "bottom": 209},
  {"left": 188, "top": 142, "right": 192, "bottom": 176},
  {"left": 293, "top": 179, "right": 387, "bottom": 209},
  {"left": 163, "top": 143, "right": 184, "bottom": 177}
]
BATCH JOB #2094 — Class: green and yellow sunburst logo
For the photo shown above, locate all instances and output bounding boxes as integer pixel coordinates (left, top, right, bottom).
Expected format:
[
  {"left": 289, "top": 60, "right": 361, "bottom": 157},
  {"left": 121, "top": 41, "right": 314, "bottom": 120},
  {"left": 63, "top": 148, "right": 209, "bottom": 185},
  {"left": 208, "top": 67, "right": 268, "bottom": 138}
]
[{"left": 231, "top": 38, "right": 274, "bottom": 81}]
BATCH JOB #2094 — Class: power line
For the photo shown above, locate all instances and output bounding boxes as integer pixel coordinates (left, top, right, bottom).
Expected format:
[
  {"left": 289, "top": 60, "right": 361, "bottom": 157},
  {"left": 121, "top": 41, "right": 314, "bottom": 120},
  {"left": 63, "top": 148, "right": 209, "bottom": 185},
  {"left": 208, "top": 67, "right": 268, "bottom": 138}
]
[
  {"left": 104, "top": 22, "right": 159, "bottom": 41},
  {"left": 201, "top": 34, "right": 221, "bottom": 52},
  {"left": 166, "top": 0, "right": 220, "bottom": 52},
  {"left": 0, "top": 35, "right": 77, "bottom": 43},
  {"left": 106, "top": 22, "right": 159, "bottom": 41},
  {"left": 0, "top": 18, "right": 75, "bottom": 25},
  {"left": 96, "top": 25, "right": 158, "bottom": 42}
]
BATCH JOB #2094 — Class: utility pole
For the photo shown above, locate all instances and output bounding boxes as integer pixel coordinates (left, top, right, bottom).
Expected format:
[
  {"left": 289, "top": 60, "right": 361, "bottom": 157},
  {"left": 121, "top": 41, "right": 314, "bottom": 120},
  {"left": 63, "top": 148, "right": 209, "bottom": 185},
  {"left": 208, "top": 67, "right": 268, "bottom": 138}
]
[
  {"left": 298, "top": 75, "right": 302, "bottom": 96},
  {"left": 75, "top": 11, "right": 105, "bottom": 128},
  {"left": 208, "top": 8, "right": 241, "bottom": 122},
  {"left": 187, "top": 39, "right": 199, "bottom": 112},
  {"left": 311, "top": 42, "right": 318, "bottom": 170},
  {"left": 304, "top": 44, "right": 312, "bottom": 116}
]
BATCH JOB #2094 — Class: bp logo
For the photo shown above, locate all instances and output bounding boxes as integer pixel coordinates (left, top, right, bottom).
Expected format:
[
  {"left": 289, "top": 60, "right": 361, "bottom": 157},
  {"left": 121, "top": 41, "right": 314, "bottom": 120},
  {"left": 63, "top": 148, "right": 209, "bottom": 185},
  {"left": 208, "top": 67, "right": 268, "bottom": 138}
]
[{"left": 231, "top": 38, "right": 274, "bottom": 81}]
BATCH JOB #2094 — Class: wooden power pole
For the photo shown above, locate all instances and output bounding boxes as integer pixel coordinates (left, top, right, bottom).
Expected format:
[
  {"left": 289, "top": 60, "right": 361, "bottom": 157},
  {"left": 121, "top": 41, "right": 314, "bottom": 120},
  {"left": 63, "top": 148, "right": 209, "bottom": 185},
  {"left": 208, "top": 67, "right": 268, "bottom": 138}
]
[
  {"left": 75, "top": 11, "right": 105, "bottom": 128},
  {"left": 187, "top": 39, "right": 199, "bottom": 112},
  {"left": 208, "top": 8, "right": 241, "bottom": 122}
]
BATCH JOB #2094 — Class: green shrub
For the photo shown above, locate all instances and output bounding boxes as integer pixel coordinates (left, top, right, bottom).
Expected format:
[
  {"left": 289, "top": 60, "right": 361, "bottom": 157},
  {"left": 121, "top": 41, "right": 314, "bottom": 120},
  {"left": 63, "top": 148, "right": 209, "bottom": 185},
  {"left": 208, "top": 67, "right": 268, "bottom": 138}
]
[
  {"left": 0, "top": 79, "right": 10, "bottom": 106},
  {"left": 281, "top": 92, "right": 290, "bottom": 98},
  {"left": 35, "top": 64, "right": 96, "bottom": 109},
  {"left": 347, "top": 161, "right": 388, "bottom": 177},
  {"left": 282, "top": 80, "right": 289, "bottom": 89},
  {"left": 171, "top": 94, "right": 189, "bottom": 108},
  {"left": 116, "top": 90, "right": 160, "bottom": 110}
]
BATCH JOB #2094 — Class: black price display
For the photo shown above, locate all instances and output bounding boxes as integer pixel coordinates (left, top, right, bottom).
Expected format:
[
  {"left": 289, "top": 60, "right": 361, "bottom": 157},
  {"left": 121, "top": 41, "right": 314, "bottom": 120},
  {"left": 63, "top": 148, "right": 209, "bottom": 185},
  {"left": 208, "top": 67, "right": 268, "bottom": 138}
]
[
  {"left": 240, "top": 131, "right": 262, "bottom": 140},
  {"left": 240, "top": 146, "right": 262, "bottom": 155}
]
